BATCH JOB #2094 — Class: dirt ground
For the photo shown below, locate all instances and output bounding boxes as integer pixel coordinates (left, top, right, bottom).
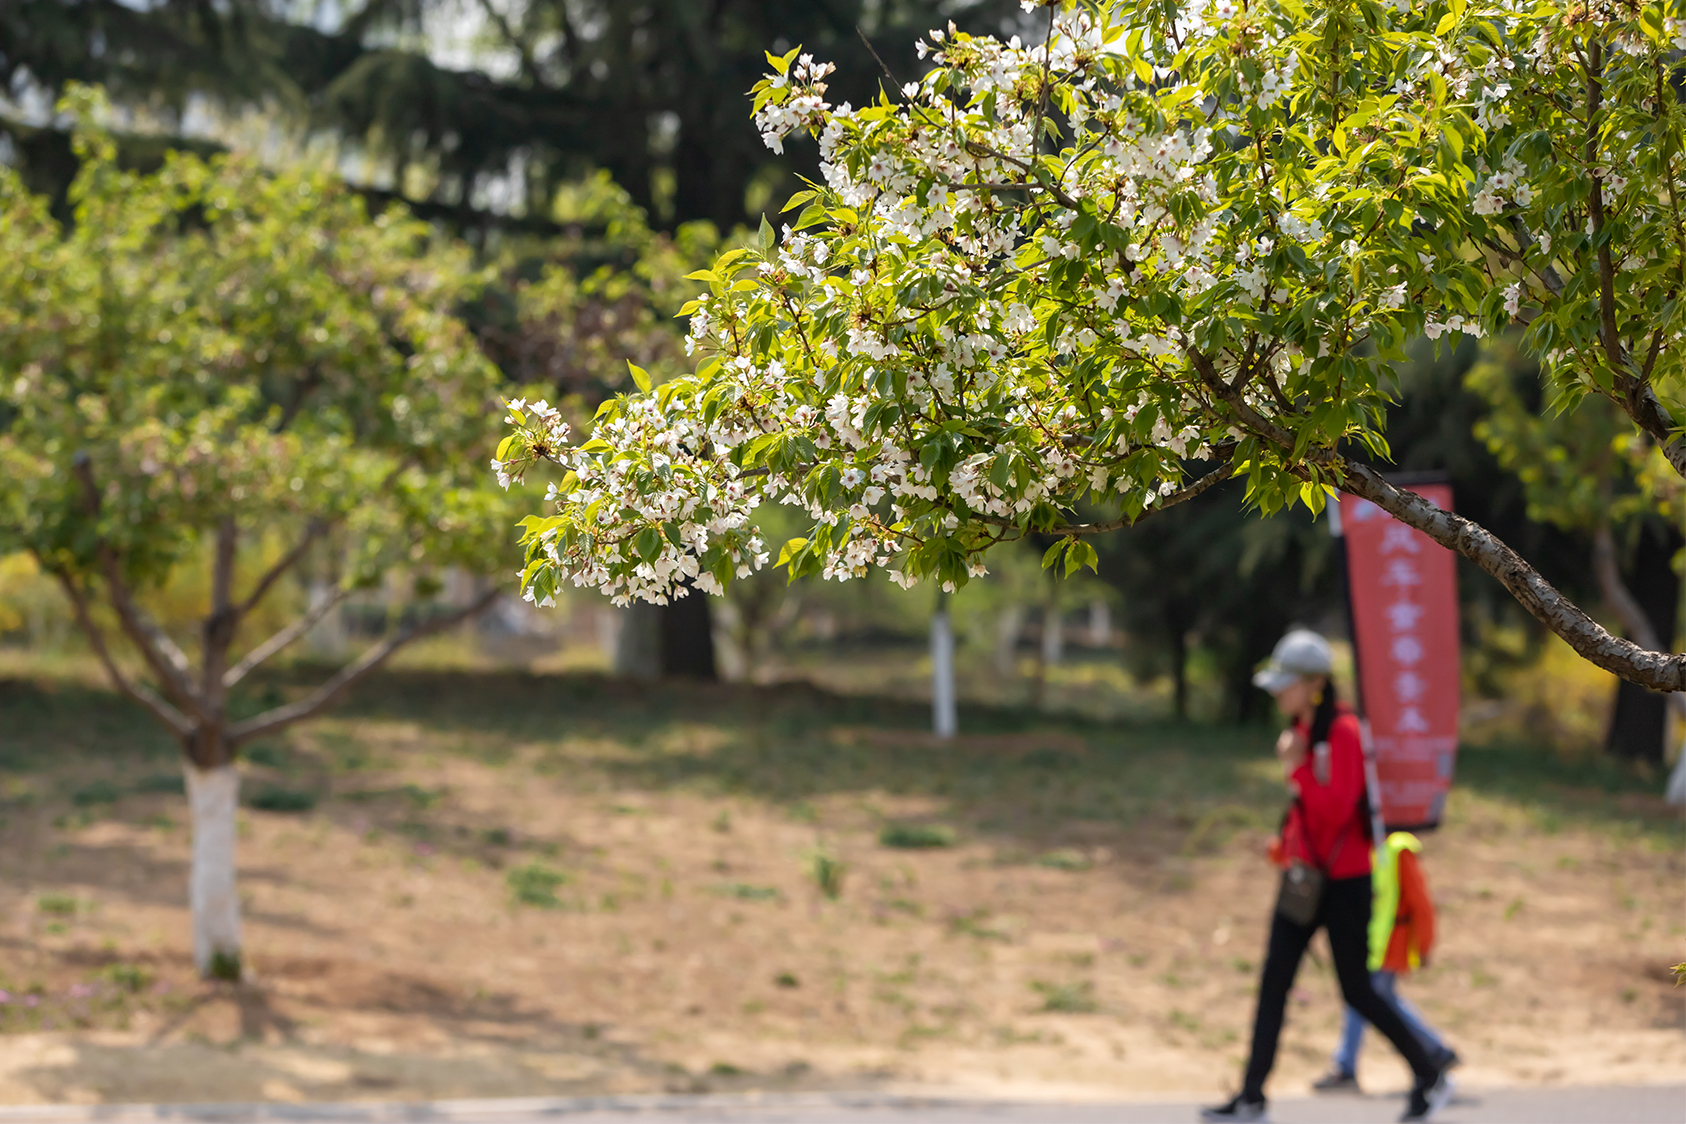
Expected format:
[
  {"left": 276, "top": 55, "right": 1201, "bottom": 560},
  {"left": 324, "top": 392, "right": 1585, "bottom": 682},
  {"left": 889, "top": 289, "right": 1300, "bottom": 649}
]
[{"left": 0, "top": 666, "right": 1681, "bottom": 1105}]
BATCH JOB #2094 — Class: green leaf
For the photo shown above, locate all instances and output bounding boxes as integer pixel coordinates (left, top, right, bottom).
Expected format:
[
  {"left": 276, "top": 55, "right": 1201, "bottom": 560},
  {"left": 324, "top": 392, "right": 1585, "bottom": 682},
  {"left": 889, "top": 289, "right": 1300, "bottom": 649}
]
[
  {"left": 627, "top": 361, "right": 652, "bottom": 394},
  {"left": 1041, "top": 539, "right": 1064, "bottom": 571},
  {"left": 1063, "top": 539, "right": 1098, "bottom": 577}
]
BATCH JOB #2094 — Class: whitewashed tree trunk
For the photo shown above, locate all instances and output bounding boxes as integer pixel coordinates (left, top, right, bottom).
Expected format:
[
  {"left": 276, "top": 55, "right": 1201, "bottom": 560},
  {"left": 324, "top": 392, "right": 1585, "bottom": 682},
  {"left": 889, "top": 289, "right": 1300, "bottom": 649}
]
[
  {"left": 186, "top": 763, "right": 242, "bottom": 979},
  {"left": 1666, "top": 739, "right": 1686, "bottom": 805},
  {"left": 1041, "top": 606, "right": 1064, "bottom": 665},
  {"left": 931, "top": 606, "right": 957, "bottom": 739},
  {"left": 304, "top": 579, "right": 347, "bottom": 658},
  {"left": 994, "top": 605, "right": 1024, "bottom": 677},
  {"left": 614, "top": 603, "right": 662, "bottom": 679},
  {"left": 1087, "top": 599, "right": 1111, "bottom": 647}
]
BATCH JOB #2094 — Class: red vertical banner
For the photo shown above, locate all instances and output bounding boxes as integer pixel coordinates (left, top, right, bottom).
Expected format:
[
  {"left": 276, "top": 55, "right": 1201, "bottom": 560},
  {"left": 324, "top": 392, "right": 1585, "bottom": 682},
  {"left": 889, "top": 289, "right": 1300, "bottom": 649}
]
[{"left": 1339, "top": 486, "right": 1460, "bottom": 830}]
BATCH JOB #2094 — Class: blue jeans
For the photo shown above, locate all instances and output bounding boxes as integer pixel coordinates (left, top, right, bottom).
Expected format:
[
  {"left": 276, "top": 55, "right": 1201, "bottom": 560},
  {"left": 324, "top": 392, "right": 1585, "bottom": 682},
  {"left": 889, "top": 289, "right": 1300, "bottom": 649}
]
[{"left": 1333, "top": 969, "right": 1448, "bottom": 1075}]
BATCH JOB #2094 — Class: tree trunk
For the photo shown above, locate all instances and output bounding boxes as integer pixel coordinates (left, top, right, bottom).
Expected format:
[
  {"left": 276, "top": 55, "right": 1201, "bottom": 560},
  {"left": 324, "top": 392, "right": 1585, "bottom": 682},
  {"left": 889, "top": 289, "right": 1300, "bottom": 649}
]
[
  {"left": 614, "top": 603, "right": 662, "bottom": 679},
  {"left": 1169, "top": 623, "right": 1188, "bottom": 721},
  {"left": 994, "top": 605, "right": 1024, "bottom": 678},
  {"left": 1602, "top": 523, "right": 1682, "bottom": 765},
  {"left": 660, "top": 584, "right": 716, "bottom": 679},
  {"left": 186, "top": 761, "right": 242, "bottom": 980},
  {"left": 1041, "top": 604, "right": 1064, "bottom": 666},
  {"left": 931, "top": 602, "right": 957, "bottom": 738}
]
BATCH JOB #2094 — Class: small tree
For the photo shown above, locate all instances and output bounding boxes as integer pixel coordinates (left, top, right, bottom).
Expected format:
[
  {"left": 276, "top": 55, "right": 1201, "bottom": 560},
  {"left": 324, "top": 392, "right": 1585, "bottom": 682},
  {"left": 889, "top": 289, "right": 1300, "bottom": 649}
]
[
  {"left": 498, "top": 0, "right": 1686, "bottom": 698},
  {"left": 0, "top": 90, "right": 510, "bottom": 979}
]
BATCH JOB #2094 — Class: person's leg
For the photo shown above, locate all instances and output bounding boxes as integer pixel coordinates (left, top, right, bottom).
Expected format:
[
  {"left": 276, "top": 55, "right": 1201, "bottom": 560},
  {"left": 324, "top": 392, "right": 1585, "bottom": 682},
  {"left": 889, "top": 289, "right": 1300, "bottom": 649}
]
[
  {"left": 1240, "top": 907, "right": 1317, "bottom": 1101},
  {"left": 1383, "top": 977, "right": 1450, "bottom": 1056},
  {"left": 1331, "top": 998, "right": 1365, "bottom": 1076},
  {"left": 1322, "top": 878, "right": 1438, "bottom": 1084}
]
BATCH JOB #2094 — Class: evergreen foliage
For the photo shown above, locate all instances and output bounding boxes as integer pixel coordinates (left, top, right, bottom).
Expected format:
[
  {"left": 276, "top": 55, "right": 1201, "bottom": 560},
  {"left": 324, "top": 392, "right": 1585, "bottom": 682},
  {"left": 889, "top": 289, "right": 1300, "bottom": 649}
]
[{"left": 2, "top": 0, "right": 1030, "bottom": 231}]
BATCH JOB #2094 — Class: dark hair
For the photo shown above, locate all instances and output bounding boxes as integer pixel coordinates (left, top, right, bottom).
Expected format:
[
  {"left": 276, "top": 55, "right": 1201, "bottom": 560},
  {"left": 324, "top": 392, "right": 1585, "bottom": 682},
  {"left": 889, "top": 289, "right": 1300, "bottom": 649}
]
[{"left": 1308, "top": 675, "right": 1339, "bottom": 747}]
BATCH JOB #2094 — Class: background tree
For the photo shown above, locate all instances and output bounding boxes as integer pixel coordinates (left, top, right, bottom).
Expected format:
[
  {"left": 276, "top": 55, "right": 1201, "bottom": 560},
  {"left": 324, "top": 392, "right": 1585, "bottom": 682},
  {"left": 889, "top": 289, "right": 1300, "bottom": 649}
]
[
  {"left": 1096, "top": 476, "right": 1338, "bottom": 722},
  {"left": 499, "top": 0, "right": 1686, "bottom": 720},
  {"left": 0, "top": 0, "right": 1030, "bottom": 683},
  {"left": 1469, "top": 339, "right": 1684, "bottom": 765},
  {"left": 1, "top": 0, "right": 1029, "bottom": 232},
  {"left": 0, "top": 91, "right": 511, "bottom": 978}
]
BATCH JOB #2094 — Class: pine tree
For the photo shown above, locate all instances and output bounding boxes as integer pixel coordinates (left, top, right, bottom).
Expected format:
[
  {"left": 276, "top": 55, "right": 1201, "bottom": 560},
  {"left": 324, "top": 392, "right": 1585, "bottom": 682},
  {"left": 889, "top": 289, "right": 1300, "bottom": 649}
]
[{"left": 3, "top": 0, "right": 1029, "bottom": 231}]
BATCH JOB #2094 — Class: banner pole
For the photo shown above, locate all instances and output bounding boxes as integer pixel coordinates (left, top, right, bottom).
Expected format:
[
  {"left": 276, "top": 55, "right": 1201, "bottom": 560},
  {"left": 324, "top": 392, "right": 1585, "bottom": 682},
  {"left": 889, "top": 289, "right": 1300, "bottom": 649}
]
[{"left": 1331, "top": 498, "right": 1389, "bottom": 856}]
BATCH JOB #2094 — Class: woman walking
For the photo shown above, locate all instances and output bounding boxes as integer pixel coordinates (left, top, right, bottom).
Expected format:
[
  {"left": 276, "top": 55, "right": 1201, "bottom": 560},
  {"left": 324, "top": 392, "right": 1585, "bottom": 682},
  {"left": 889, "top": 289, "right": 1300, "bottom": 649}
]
[{"left": 1200, "top": 629, "right": 1455, "bottom": 1124}]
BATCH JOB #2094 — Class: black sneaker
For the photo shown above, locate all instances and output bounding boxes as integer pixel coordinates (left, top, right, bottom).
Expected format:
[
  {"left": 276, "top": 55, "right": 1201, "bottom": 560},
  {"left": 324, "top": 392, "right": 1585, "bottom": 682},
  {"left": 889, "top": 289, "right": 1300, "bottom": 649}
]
[
  {"left": 1400, "top": 1069, "right": 1456, "bottom": 1122},
  {"left": 1311, "top": 1066, "right": 1360, "bottom": 1093},
  {"left": 1200, "top": 1095, "right": 1270, "bottom": 1122}
]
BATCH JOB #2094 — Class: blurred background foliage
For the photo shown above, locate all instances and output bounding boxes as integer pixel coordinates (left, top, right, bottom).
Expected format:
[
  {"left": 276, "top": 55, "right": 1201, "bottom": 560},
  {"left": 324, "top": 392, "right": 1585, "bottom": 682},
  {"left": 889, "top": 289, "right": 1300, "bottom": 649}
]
[{"left": 0, "top": 0, "right": 1678, "bottom": 772}]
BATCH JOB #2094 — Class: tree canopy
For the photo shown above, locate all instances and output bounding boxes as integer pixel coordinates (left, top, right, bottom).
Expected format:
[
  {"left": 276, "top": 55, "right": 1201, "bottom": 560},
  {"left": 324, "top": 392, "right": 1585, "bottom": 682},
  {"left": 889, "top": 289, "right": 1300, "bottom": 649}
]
[
  {"left": 2, "top": 0, "right": 1029, "bottom": 232},
  {"left": 0, "top": 87, "right": 511, "bottom": 763},
  {"left": 499, "top": 0, "right": 1686, "bottom": 693}
]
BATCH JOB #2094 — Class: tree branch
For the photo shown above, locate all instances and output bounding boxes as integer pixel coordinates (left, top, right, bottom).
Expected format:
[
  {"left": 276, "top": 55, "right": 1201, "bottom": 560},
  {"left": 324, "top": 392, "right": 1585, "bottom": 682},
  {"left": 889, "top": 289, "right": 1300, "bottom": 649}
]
[
  {"left": 226, "top": 589, "right": 498, "bottom": 745},
  {"left": 1043, "top": 458, "right": 1236, "bottom": 535},
  {"left": 235, "top": 519, "right": 327, "bottom": 619},
  {"left": 49, "top": 566, "right": 195, "bottom": 738},
  {"left": 1340, "top": 461, "right": 1686, "bottom": 691},
  {"left": 223, "top": 583, "right": 353, "bottom": 690},
  {"left": 71, "top": 454, "right": 206, "bottom": 716},
  {"left": 1183, "top": 343, "right": 1686, "bottom": 691},
  {"left": 202, "top": 515, "right": 238, "bottom": 699}
]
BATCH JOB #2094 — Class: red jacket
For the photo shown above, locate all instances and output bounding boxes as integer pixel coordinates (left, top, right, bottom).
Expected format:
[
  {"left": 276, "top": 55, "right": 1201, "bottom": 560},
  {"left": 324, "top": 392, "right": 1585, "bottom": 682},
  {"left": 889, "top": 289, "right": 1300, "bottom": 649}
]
[{"left": 1277, "top": 709, "right": 1372, "bottom": 881}]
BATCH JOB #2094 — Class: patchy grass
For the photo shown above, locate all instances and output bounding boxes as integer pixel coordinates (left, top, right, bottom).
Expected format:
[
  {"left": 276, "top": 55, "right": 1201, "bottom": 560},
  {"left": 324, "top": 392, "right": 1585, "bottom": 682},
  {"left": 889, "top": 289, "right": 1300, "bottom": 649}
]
[{"left": 0, "top": 663, "right": 1678, "bottom": 1105}]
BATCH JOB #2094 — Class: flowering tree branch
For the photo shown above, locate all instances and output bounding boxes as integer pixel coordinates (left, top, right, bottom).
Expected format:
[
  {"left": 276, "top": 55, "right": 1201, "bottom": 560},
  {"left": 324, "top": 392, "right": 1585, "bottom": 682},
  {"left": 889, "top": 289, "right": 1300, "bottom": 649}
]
[{"left": 495, "top": 0, "right": 1686, "bottom": 691}]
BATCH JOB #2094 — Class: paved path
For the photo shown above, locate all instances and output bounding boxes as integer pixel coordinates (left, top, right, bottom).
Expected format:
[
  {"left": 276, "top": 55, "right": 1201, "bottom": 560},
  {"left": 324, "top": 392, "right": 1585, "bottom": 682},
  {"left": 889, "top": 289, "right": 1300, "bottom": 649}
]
[{"left": 0, "top": 1087, "right": 1681, "bottom": 1124}]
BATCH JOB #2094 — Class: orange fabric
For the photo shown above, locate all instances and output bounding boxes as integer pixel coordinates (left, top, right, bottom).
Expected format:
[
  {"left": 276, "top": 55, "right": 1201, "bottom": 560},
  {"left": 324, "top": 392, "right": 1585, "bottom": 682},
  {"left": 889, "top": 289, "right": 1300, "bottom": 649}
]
[{"left": 1383, "top": 847, "right": 1436, "bottom": 973}]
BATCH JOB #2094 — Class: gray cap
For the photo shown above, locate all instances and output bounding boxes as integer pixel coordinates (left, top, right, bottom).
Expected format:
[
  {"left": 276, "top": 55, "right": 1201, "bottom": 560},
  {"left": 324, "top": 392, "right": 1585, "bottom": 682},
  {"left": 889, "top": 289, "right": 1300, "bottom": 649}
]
[{"left": 1252, "top": 628, "right": 1333, "bottom": 694}]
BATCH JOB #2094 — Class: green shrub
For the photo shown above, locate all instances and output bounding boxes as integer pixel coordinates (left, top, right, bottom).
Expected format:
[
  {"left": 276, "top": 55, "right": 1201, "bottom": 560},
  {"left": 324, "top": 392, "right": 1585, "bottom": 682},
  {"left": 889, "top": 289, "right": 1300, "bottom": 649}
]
[
  {"left": 132, "top": 773, "right": 185, "bottom": 795},
  {"left": 241, "top": 744, "right": 289, "bottom": 769},
  {"left": 401, "top": 784, "right": 443, "bottom": 809},
  {"left": 246, "top": 787, "right": 317, "bottom": 813},
  {"left": 507, "top": 862, "right": 569, "bottom": 908},
  {"left": 1036, "top": 849, "right": 1091, "bottom": 871},
  {"left": 716, "top": 883, "right": 780, "bottom": 901},
  {"left": 36, "top": 893, "right": 80, "bottom": 916},
  {"left": 71, "top": 779, "right": 123, "bottom": 807},
  {"left": 878, "top": 823, "right": 956, "bottom": 849},
  {"left": 1031, "top": 979, "right": 1097, "bottom": 1013},
  {"left": 96, "top": 963, "right": 152, "bottom": 993},
  {"left": 805, "top": 847, "right": 846, "bottom": 900}
]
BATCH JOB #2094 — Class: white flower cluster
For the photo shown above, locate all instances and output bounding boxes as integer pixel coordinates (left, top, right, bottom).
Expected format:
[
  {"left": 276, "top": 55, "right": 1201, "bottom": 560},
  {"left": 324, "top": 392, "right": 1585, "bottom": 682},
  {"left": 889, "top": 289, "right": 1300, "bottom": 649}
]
[
  {"left": 754, "top": 55, "right": 836, "bottom": 155},
  {"left": 500, "top": 0, "right": 1664, "bottom": 607},
  {"left": 1472, "top": 156, "right": 1533, "bottom": 217}
]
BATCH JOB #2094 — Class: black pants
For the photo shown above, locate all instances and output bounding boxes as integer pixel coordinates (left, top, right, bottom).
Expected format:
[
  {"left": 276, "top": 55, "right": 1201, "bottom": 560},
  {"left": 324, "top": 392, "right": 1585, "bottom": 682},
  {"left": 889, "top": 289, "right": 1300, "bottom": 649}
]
[{"left": 1242, "top": 874, "right": 1437, "bottom": 1100}]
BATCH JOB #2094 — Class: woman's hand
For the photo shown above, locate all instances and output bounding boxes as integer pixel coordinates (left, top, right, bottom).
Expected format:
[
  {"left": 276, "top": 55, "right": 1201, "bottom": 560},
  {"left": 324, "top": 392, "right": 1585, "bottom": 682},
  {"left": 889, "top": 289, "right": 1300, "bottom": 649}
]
[{"left": 1275, "top": 727, "right": 1309, "bottom": 778}]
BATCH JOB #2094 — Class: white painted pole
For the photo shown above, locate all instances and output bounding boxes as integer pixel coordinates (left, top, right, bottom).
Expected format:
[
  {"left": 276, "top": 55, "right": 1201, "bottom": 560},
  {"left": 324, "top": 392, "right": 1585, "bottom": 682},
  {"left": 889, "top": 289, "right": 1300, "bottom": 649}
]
[
  {"left": 1665, "top": 713, "right": 1686, "bottom": 805},
  {"left": 932, "top": 595, "right": 957, "bottom": 739}
]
